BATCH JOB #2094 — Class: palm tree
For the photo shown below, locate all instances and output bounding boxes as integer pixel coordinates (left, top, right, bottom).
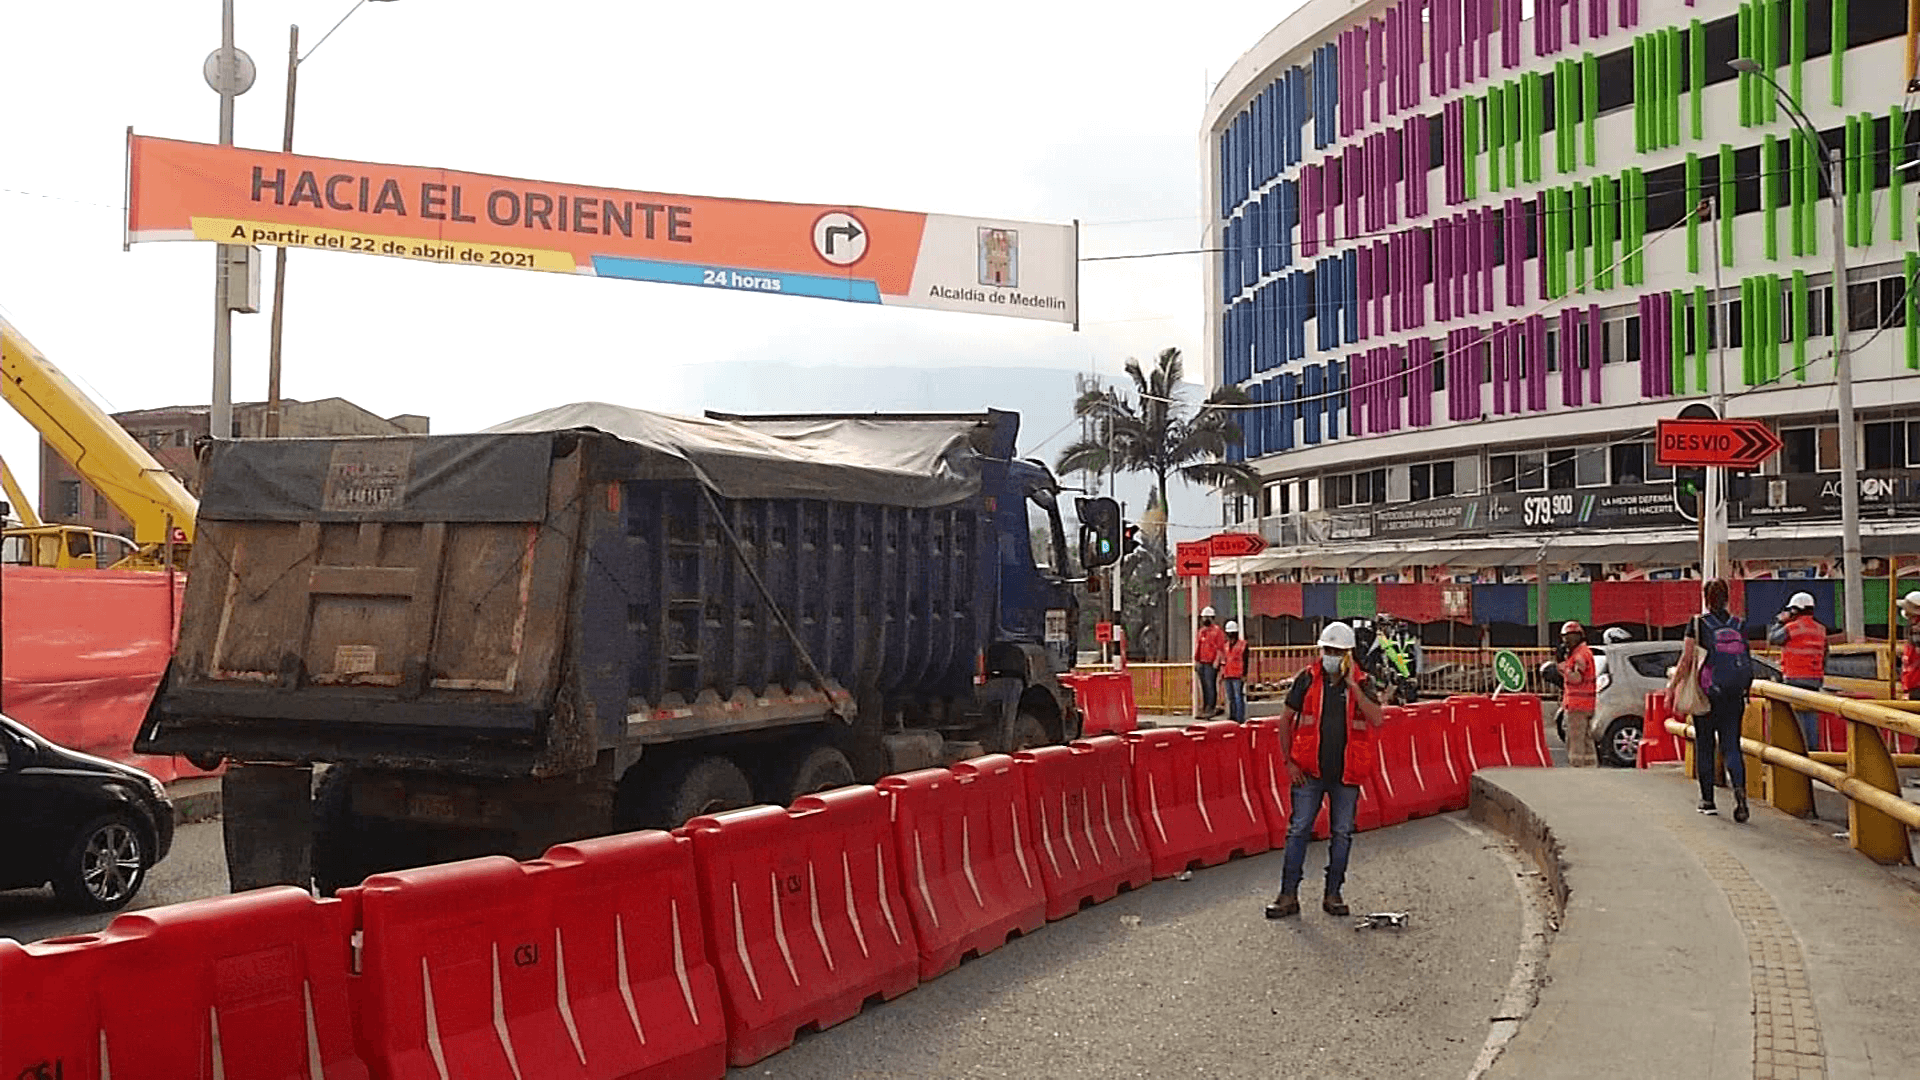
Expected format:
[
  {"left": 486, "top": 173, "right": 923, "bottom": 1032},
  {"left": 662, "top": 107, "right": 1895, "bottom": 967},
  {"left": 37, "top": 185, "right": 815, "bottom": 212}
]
[
  {"left": 1057, "top": 347, "right": 1257, "bottom": 659},
  {"left": 1056, "top": 347, "right": 1258, "bottom": 515}
]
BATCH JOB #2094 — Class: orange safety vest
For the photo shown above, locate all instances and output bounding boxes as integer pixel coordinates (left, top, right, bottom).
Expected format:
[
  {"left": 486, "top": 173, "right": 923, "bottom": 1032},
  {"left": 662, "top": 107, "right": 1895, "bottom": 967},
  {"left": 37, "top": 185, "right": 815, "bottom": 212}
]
[
  {"left": 1194, "top": 624, "right": 1226, "bottom": 665},
  {"left": 1289, "top": 667, "right": 1376, "bottom": 786},
  {"left": 1901, "top": 641, "right": 1920, "bottom": 694},
  {"left": 1561, "top": 642, "right": 1597, "bottom": 711},
  {"left": 1220, "top": 638, "right": 1248, "bottom": 679},
  {"left": 1779, "top": 615, "right": 1827, "bottom": 679}
]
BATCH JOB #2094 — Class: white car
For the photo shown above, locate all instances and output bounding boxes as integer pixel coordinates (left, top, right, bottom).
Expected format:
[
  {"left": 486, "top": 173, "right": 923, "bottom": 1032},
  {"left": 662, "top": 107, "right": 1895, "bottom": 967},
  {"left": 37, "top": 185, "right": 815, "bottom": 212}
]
[{"left": 1552, "top": 642, "right": 1782, "bottom": 767}]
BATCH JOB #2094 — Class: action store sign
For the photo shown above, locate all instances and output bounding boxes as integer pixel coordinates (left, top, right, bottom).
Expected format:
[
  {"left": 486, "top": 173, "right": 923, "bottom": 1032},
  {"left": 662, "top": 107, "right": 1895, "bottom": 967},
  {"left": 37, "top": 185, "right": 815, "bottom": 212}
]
[{"left": 125, "top": 135, "right": 1079, "bottom": 325}]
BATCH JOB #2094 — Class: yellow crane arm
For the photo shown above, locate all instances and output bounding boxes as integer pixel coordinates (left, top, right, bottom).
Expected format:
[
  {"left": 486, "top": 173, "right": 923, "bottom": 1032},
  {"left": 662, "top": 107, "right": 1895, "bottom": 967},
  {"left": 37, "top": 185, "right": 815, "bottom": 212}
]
[
  {"left": 0, "top": 315, "right": 197, "bottom": 547},
  {"left": 0, "top": 453, "right": 39, "bottom": 526}
]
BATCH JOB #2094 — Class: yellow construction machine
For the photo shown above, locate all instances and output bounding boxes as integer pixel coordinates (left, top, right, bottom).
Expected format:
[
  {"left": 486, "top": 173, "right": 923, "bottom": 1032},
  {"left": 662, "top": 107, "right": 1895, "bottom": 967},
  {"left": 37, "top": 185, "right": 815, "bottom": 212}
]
[{"left": 0, "top": 315, "right": 197, "bottom": 570}]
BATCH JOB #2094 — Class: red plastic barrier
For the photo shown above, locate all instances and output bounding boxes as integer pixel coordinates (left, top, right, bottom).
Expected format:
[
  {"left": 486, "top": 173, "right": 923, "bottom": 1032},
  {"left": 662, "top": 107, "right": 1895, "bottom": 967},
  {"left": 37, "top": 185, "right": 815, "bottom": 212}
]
[
  {"left": 1411, "top": 701, "right": 1470, "bottom": 811},
  {"left": 1246, "top": 717, "right": 1328, "bottom": 845},
  {"left": 1013, "top": 736, "right": 1152, "bottom": 919},
  {"left": 1637, "top": 692, "right": 1686, "bottom": 767},
  {"left": 347, "top": 830, "right": 727, "bottom": 1080},
  {"left": 682, "top": 787, "right": 917, "bottom": 1066},
  {"left": 1183, "top": 720, "right": 1274, "bottom": 856},
  {"left": 1498, "top": 693, "right": 1554, "bottom": 767},
  {"left": 1450, "top": 695, "right": 1507, "bottom": 771},
  {"left": 0, "top": 566, "right": 212, "bottom": 783},
  {"left": 1366, "top": 708, "right": 1417, "bottom": 826},
  {"left": 1127, "top": 726, "right": 1269, "bottom": 878},
  {"left": 0, "top": 887, "right": 367, "bottom": 1080},
  {"left": 878, "top": 755, "right": 1046, "bottom": 980},
  {"left": 1064, "top": 671, "right": 1139, "bottom": 735}
]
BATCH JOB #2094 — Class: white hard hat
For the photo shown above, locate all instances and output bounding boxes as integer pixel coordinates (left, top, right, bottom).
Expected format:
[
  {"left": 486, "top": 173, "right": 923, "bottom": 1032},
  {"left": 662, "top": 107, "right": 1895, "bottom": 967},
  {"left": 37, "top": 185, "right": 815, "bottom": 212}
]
[
  {"left": 1200, "top": 606, "right": 1216, "bottom": 618},
  {"left": 1902, "top": 591, "right": 1920, "bottom": 617},
  {"left": 1224, "top": 620, "right": 1240, "bottom": 634},
  {"left": 1603, "top": 627, "right": 1631, "bottom": 644},
  {"left": 1787, "top": 591, "right": 1816, "bottom": 611},
  {"left": 1318, "top": 621, "right": 1356, "bottom": 651}
]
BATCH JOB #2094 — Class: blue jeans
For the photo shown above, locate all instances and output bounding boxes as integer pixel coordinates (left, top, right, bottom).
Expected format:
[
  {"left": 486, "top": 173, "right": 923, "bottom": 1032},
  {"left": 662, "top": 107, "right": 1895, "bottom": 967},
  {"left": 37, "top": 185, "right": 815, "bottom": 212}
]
[
  {"left": 1783, "top": 677, "right": 1822, "bottom": 750},
  {"left": 1223, "top": 678, "right": 1246, "bottom": 723},
  {"left": 1697, "top": 689, "right": 1748, "bottom": 803},
  {"left": 1196, "top": 663, "right": 1219, "bottom": 714},
  {"left": 1280, "top": 773, "right": 1361, "bottom": 897}
]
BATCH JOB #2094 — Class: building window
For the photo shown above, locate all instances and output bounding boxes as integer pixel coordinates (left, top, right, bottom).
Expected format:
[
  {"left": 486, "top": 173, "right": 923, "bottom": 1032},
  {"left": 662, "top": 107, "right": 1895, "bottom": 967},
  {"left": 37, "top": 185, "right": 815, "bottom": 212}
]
[
  {"left": 1611, "top": 442, "right": 1646, "bottom": 485},
  {"left": 1816, "top": 426, "right": 1842, "bottom": 472},
  {"left": 1432, "top": 460, "right": 1455, "bottom": 497},
  {"left": 1409, "top": 463, "right": 1433, "bottom": 502},
  {"left": 1782, "top": 427, "right": 1817, "bottom": 473},
  {"left": 1547, "top": 448, "right": 1577, "bottom": 489},
  {"left": 1908, "top": 421, "right": 1920, "bottom": 470},
  {"left": 174, "top": 429, "right": 188, "bottom": 447},
  {"left": 1575, "top": 445, "right": 1608, "bottom": 487},
  {"left": 1490, "top": 454, "right": 1518, "bottom": 493},
  {"left": 58, "top": 481, "right": 80, "bottom": 518},
  {"left": 93, "top": 492, "right": 108, "bottom": 518},
  {"left": 1866, "top": 422, "right": 1899, "bottom": 470},
  {"left": 1880, "top": 274, "right": 1908, "bottom": 329},
  {"left": 1329, "top": 473, "right": 1354, "bottom": 507},
  {"left": 1848, "top": 280, "right": 1880, "bottom": 333}
]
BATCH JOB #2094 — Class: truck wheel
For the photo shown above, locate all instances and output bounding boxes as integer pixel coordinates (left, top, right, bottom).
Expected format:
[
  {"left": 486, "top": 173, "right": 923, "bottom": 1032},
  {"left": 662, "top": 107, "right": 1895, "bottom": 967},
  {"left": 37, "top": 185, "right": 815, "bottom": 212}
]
[
  {"left": 1009, "top": 711, "right": 1052, "bottom": 751},
  {"left": 312, "top": 766, "right": 377, "bottom": 896},
  {"left": 764, "top": 745, "right": 856, "bottom": 806},
  {"left": 627, "top": 756, "right": 754, "bottom": 830}
]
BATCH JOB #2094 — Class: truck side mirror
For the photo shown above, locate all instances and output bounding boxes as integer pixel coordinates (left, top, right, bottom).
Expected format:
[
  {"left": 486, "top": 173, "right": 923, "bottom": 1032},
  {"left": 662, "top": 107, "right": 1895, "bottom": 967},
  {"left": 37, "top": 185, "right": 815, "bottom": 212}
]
[{"left": 1076, "top": 496, "right": 1121, "bottom": 569}]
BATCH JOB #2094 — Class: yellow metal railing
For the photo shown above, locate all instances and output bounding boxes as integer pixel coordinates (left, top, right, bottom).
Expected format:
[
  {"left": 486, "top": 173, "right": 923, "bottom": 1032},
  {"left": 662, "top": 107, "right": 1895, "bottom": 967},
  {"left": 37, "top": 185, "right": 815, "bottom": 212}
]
[
  {"left": 1665, "top": 680, "right": 1920, "bottom": 865},
  {"left": 1106, "top": 644, "right": 1564, "bottom": 714}
]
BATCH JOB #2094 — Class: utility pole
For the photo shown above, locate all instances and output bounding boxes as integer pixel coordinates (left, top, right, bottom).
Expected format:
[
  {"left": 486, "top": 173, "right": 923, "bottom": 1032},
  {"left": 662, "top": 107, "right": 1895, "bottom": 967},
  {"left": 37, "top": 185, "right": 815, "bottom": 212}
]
[
  {"left": 265, "top": 24, "right": 298, "bottom": 438},
  {"left": 209, "top": 0, "right": 240, "bottom": 442}
]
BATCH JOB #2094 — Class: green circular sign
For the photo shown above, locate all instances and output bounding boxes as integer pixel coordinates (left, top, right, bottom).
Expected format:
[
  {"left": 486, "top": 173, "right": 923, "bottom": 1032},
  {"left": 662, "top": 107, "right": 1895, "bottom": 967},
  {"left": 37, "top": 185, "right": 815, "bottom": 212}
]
[{"left": 1493, "top": 649, "right": 1526, "bottom": 693}]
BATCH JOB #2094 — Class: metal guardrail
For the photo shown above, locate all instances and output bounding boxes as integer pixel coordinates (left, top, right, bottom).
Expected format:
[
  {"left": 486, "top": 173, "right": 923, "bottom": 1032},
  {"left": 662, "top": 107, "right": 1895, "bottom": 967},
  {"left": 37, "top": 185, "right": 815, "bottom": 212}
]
[{"left": 1664, "top": 679, "right": 1920, "bottom": 865}]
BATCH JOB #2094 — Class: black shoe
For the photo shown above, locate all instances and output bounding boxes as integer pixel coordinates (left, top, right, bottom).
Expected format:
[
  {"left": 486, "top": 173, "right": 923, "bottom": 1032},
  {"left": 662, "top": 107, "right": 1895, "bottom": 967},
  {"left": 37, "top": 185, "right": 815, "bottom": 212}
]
[
  {"left": 1733, "top": 794, "right": 1750, "bottom": 823},
  {"left": 1697, "top": 800, "right": 1718, "bottom": 815},
  {"left": 1323, "top": 894, "right": 1350, "bottom": 916},
  {"left": 1265, "top": 894, "right": 1300, "bottom": 919}
]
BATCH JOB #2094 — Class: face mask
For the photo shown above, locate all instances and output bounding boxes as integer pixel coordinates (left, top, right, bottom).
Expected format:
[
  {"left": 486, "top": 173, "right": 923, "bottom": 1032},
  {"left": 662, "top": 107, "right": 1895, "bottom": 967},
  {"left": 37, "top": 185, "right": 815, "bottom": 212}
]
[{"left": 1322, "top": 654, "right": 1343, "bottom": 675}]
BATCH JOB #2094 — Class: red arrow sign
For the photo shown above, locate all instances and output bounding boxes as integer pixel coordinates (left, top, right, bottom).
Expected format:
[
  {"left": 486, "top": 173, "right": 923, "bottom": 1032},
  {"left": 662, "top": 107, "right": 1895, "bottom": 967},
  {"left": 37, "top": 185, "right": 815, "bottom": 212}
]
[
  {"left": 1208, "top": 531, "right": 1268, "bottom": 558},
  {"left": 1655, "top": 418, "right": 1782, "bottom": 470},
  {"left": 1175, "top": 540, "right": 1212, "bottom": 577}
]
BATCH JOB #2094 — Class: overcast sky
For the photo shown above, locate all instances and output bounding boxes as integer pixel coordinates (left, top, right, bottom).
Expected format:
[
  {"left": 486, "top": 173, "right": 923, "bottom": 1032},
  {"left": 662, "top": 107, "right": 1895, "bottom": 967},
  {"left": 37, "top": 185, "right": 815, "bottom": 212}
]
[{"left": 0, "top": 1, "right": 1301, "bottom": 539}]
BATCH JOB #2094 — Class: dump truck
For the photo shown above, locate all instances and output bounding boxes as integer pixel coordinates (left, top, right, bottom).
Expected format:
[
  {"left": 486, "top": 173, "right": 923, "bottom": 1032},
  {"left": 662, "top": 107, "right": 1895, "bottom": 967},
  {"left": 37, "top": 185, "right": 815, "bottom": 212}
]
[{"left": 138, "top": 404, "right": 1120, "bottom": 892}]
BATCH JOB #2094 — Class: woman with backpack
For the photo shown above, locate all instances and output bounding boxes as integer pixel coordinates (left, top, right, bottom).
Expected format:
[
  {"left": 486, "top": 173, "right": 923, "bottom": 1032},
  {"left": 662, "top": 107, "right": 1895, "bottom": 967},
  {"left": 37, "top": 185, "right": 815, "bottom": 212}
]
[{"left": 1666, "top": 578, "right": 1753, "bottom": 822}]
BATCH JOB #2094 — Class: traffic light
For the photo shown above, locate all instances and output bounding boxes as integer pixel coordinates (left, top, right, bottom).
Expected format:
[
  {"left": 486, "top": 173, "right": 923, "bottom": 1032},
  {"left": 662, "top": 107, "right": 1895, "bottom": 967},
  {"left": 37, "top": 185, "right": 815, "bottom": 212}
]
[
  {"left": 1076, "top": 496, "right": 1122, "bottom": 568},
  {"left": 1673, "top": 467, "right": 1705, "bottom": 522},
  {"left": 1122, "top": 522, "right": 1141, "bottom": 557}
]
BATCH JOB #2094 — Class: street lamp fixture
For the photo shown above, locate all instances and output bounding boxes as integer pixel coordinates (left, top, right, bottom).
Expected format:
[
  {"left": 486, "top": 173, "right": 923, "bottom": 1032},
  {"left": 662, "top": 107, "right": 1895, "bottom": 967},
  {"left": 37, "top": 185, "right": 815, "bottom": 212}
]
[
  {"left": 264, "top": 0, "right": 401, "bottom": 439},
  {"left": 1728, "top": 56, "right": 1865, "bottom": 643}
]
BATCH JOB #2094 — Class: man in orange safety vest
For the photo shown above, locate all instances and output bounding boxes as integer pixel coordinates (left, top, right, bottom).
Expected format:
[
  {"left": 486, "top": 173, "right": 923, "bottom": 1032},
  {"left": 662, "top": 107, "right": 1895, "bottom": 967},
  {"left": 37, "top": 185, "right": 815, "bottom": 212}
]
[
  {"left": 1767, "top": 591, "right": 1828, "bottom": 750},
  {"left": 1899, "top": 592, "right": 1920, "bottom": 702},
  {"left": 1554, "top": 622, "right": 1598, "bottom": 767}
]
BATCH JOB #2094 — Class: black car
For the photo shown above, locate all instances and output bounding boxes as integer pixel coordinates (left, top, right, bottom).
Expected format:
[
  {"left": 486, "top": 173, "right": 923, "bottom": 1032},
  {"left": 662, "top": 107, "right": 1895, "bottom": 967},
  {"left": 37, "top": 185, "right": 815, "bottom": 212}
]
[{"left": 0, "top": 714, "right": 174, "bottom": 911}]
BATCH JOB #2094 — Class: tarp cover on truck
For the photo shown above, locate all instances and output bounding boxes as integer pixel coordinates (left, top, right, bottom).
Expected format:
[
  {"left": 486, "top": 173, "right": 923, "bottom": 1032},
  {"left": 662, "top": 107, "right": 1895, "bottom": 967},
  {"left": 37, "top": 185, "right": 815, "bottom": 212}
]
[{"left": 196, "top": 402, "right": 991, "bottom": 522}]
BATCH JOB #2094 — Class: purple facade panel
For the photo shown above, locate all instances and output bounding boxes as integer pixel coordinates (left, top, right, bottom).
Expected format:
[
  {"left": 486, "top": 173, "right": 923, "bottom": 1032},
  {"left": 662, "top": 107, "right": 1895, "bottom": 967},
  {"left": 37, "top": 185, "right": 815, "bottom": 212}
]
[
  {"left": 1511, "top": 321, "right": 1528, "bottom": 414},
  {"left": 1435, "top": 219, "right": 1452, "bottom": 322},
  {"left": 1503, "top": 198, "right": 1522, "bottom": 306},
  {"left": 1569, "top": 0, "right": 1582, "bottom": 45},
  {"left": 1559, "top": 307, "right": 1579, "bottom": 406},
  {"left": 1357, "top": 244, "right": 1371, "bottom": 341},
  {"left": 1536, "top": 195, "right": 1548, "bottom": 302},
  {"left": 1344, "top": 146, "right": 1361, "bottom": 241},
  {"left": 1587, "top": 305, "right": 1604, "bottom": 402},
  {"left": 1637, "top": 295, "right": 1653, "bottom": 397},
  {"left": 1446, "top": 329, "right": 1462, "bottom": 420},
  {"left": 1452, "top": 212, "right": 1468, "bottom": 314},
  {"left": 1371, "top": 19, "right": 1384, "bottom": 125},
  {"left": 1594, "top": 0, "right": 1609, "bottom": 38},
  {"left": 1374, "top": 239, "right": 1390, "bottom": 331},
  {"left": 1479, "top": 207, "right": 1495, "bottom": 313},
  {"left": 1326, "top": 156, "right": 1342, "bottom": 243},
  {"left": 1390, "top": 234, "right": 1404, "bottom": 333},
  {"left": 1464, "top": 0, "right": 1479, "bottom": 84},
  {"left": 1303, "top": 164, "right": 1320, "bottom": 257},
  {"left": 1528, "top": 313, "right": 1548, "bottom": 411},
  {"left": 1353, "top": 352, "right": 1368, "bottom": 436},
  {"left": 1490, "top": 322, "right": 1508, "bottom": 416},
  {"left": 1388, "top": 5, "right": 1403, "bottom": 113},
  {"left": 1385, "top": 127, "right": 1402, "bottom": 224}
]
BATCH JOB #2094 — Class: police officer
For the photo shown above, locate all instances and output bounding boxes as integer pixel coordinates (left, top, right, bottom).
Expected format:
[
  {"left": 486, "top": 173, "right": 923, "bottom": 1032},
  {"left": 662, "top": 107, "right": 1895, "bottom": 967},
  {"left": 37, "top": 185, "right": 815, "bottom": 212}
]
[{"left": 1767, "top": 591, "right": 1827, "bottom": 750}]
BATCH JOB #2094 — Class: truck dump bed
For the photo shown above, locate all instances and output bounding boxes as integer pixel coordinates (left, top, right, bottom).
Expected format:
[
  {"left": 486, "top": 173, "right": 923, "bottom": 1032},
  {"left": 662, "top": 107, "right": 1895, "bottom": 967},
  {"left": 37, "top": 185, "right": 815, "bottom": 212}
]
[{"left": 140, "top": 406, "right": 1011, "bottom": 776}]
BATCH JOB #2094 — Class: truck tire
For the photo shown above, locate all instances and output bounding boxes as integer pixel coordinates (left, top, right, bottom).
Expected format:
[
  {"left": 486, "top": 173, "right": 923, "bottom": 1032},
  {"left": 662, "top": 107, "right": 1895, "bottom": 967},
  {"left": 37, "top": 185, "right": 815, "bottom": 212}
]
[
  {"left": 625, "top": 755, "right": 755, "bottom": 830},
  {"left": 1009, "top": 711, "right": 1051, "bottom": 751},
  {"left": 763, "top": 745, "right": 856, "bottom": 806},
  {"left": 312, "top": 766, "right": 381, "bottom": 896}
]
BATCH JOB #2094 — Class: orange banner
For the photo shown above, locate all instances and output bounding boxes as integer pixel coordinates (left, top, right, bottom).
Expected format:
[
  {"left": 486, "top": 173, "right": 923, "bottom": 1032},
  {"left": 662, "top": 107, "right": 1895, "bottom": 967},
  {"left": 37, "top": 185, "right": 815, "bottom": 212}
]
[{"left": 125, "top": 135, "right": 1079, "bottom": 323}]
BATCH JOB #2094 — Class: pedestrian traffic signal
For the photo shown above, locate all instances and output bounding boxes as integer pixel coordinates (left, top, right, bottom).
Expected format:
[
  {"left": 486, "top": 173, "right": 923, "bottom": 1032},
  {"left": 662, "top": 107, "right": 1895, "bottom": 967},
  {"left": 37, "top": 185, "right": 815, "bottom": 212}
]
[{"left": 1122, "top": 522, "right": 1141, "bottom": 557}]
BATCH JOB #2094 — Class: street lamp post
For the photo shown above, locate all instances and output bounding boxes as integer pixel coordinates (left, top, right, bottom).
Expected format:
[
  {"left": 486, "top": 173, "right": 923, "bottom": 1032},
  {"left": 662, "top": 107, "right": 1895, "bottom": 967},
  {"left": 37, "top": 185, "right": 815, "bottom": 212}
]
[
  {"left": 1731, "top": 57, "right": 1864, "bottom": 642},
  {"left": 264, "top": 0, "right": 399, "bottom": 438},
  {"left": 206, "top": 0, "right": 254, "bottom": 443}
]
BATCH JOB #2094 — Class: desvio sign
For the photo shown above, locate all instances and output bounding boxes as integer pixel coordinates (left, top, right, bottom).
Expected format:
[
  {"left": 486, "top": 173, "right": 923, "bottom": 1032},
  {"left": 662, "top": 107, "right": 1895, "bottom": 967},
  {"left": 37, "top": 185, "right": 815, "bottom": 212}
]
[
  {"left": 1654, "top": 418, "right": 1782, "bottom": 470},
  {"left": 124, "top": 135, "right": 1079, "bottom": 324}
]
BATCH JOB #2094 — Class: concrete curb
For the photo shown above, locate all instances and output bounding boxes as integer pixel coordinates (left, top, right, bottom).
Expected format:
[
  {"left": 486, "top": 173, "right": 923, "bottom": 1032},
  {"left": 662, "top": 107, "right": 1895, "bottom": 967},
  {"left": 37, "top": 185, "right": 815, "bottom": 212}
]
[
  {"left": 1467, "top": 772, "right": 1569, "bottom": 918},
  {"left": 166, "top": 778, "right": 223, "bottom": 826}
]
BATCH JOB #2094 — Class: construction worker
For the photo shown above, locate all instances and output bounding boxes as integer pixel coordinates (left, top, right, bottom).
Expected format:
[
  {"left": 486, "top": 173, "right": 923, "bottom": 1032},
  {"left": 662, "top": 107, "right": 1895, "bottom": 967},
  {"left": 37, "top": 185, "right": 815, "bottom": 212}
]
[
  {"left": 1194, "top": 606, "right": 1226, "bottom": 718},
  {"left": 1767, "top": 591, "right": 1828, "bottom": 750},
  {"left": 1554, "top": 622, "right": 1598, "bottom": 767},
  {"left": 1267, "top": 621, "right": 1384, "bottom": 920},
  {"left": 1220, "top": 620, "right": 1249, "bottom": 723},
  {"left": 1899, "top": 592, "right": 1920, "bottom": 702}
]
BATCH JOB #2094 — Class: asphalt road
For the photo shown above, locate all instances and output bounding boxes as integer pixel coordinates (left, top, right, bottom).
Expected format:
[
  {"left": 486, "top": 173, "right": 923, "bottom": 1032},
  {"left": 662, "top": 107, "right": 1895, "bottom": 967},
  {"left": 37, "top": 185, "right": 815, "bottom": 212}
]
[
  {"left": 732, "top": 815, "right": 1526, "bottom": 1080},
  {"left": 0, "top": 817, "right": 227, "bottom": 945}
]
